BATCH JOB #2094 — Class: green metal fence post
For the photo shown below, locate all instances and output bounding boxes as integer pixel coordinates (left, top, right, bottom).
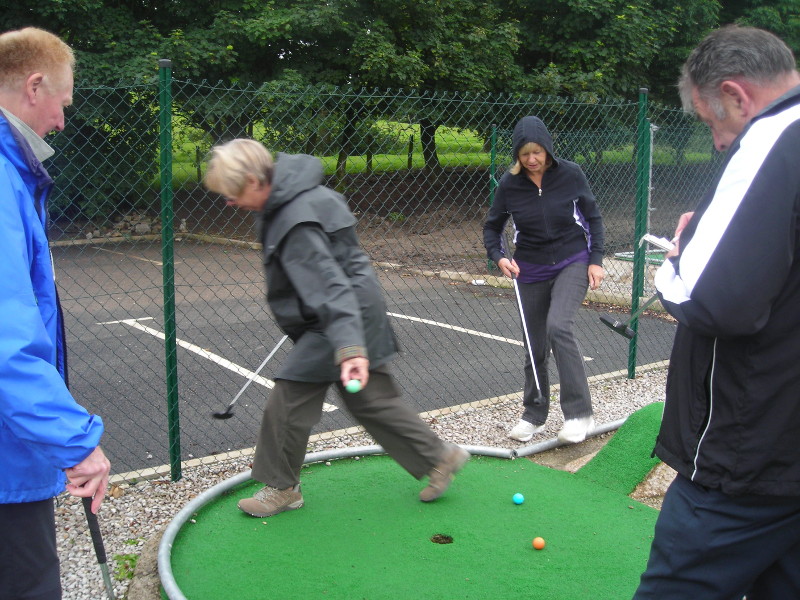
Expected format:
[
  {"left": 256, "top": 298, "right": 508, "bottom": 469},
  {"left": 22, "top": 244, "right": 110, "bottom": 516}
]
[
  {"left": 628, "top": 88, "right": 651, "bottom": 378},
  {"left": 158, "top": 58, "right": 181, "bottom": 481},
  {"left": 487, "top": 124, "right": 498, "bottom": 271}
]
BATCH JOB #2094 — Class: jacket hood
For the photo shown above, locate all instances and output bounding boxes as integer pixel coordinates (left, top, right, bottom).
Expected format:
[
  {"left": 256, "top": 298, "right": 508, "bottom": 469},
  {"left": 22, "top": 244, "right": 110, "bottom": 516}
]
[
  {"left": 512, "top": 116, "right": 556, "bottom": 166},
  {"left": 0, "top": 112, "right": 52, "bottom": 187},
  {"left": 263, "top": 152, "right": 323, "bottom": 216}
]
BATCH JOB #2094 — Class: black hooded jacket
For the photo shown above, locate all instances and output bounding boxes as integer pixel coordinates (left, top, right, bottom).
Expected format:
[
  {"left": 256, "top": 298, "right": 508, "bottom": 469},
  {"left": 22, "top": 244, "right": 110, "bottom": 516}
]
[{"left": 483, "top": 116, "right": 604, "bottom": 267}]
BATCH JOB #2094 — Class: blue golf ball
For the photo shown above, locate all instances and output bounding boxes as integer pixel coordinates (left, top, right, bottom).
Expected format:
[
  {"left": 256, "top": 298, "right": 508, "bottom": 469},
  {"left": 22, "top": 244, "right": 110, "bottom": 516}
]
[{"left": 513, "top": 493, "right": 525, "bottom": 505}]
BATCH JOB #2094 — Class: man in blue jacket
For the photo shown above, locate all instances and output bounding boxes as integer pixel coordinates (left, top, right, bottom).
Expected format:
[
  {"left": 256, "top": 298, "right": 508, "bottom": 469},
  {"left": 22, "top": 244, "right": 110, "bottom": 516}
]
[
  {"left": 0, "top": 27, "right": 110, "bottom": 599},
  {"left": 633, "top": 26, "right": 800, "bottom": 599}
]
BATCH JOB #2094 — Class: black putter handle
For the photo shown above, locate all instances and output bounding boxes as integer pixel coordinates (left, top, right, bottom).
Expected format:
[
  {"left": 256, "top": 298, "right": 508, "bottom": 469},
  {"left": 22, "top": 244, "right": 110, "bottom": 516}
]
[{"left": 82, "top": 496, "right": 108, "bottom": 565}]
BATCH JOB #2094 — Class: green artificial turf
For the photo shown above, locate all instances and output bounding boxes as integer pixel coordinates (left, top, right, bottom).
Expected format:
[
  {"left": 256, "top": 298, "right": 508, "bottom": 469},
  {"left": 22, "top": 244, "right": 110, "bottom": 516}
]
[
  {"left": 576, "top": 401, "right": 664, "bottom": 495},
  {"left": 168, "top": 405, "right": 664, "bottom": 599}
]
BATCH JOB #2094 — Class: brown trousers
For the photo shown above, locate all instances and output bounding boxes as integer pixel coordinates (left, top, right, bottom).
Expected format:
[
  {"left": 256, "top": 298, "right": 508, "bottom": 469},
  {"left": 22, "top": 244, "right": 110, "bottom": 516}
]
[{"left": 251, "top": 366, "right": 446, "bottom": 488}]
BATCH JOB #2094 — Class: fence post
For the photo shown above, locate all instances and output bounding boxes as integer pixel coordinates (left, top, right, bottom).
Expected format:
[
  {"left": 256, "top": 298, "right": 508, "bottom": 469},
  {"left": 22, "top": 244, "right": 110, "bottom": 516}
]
[
  {"left": 628, "top": 88, "right": 651, "bottom": 378},
  {"left": 487, "top": 124, "right": 498, "bottom": 271},
  {"left": 158, "top": 58, "right": 181, "bottom": 481}
]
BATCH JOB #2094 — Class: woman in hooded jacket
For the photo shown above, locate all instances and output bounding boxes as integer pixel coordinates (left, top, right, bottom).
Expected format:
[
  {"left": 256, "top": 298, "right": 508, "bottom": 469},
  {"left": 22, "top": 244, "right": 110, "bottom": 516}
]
[{"left": 483, "top": 116, "right": 605, "bottom": 444}]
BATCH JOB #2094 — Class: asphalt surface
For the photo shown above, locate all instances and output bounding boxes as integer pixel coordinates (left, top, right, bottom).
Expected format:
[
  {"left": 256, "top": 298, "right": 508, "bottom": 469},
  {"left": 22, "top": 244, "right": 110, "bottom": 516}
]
[{"left": 53, "top": 238, "right": 675, "bottom": 476}]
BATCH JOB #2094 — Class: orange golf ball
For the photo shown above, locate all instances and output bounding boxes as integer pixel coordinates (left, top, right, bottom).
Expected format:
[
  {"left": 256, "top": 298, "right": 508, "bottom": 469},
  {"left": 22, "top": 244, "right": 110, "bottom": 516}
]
[{"left": 532, "top": 537, "right": 546, "bottom": 550}]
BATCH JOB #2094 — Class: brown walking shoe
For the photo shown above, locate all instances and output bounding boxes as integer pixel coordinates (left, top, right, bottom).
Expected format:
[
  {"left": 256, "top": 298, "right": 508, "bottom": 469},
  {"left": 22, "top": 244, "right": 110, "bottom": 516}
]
[
  {"left": 419, "top": 444, "right": 470, "bottom": 502},
  {"left": 238, "top": 484, "right": 304, "bottom": 517}
]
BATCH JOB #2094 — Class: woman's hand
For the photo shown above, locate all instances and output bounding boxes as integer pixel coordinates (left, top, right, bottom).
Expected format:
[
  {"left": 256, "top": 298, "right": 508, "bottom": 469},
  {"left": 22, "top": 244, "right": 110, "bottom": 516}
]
[
  {"left": 588, "top": 264, "right": 605, "bottom": 290},
  {"left": 340, "top": 356, "right": 369, "bottom": 389},
  {"left": 498, "top": 257, "right": 520, "bottom": 278}
]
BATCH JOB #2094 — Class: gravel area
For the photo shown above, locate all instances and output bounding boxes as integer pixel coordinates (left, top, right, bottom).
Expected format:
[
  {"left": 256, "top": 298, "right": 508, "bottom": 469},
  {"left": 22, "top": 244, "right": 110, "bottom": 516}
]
[{"left": 57, "top": 367, "right": 668, "bottom": 600}]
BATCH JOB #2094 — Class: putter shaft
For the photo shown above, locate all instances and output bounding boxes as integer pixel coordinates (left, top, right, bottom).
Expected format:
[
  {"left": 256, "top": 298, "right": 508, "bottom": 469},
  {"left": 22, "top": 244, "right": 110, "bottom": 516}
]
[
  {"left": 82, "top": 497, "right": 115, "bottom": 600},
  {"left": 213, "top": 335, "right": 289, "bottom": 419}
]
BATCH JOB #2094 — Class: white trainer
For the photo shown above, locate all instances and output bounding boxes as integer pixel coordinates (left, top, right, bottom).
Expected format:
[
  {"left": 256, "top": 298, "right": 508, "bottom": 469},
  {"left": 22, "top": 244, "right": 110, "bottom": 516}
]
[
  {"left": 558, "top": 416, "right": 595, "bottom": 444},
  {"left": 508, "top": 419, "right": 546, "bottom": 442}
]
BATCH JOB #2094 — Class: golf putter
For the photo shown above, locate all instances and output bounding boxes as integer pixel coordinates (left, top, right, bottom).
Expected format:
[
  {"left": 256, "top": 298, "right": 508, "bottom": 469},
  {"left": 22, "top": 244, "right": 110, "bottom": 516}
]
[
  {"left": 502, "top": 226, "right": 544, "bottom": 402},
  {"left": 212, "top": 334, "right": 289, "bottom": 419},
  {"left": 512, "top": 275, "right": 544, "bottom": 402},
  {"left": 82, "top": 497, "right": 115, "bottom": 600},
  {"left": 599, "top": 293, "right": 661, "bottom": 339}
]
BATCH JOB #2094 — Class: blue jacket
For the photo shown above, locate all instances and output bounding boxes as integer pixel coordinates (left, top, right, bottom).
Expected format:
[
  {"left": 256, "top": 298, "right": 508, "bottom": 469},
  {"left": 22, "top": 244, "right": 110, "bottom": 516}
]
[{"left": 0, "top": 112, "right": 104, "bottom": 503}]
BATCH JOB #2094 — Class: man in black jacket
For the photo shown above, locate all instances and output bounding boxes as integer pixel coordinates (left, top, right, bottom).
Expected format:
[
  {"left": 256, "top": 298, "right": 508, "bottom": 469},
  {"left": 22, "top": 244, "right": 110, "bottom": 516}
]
[
  {"left": 204, "top": 139, "right": 469, "bottom": 518},
  {"left": 633, "top": 26, "right": 800, "bottom": 599}
]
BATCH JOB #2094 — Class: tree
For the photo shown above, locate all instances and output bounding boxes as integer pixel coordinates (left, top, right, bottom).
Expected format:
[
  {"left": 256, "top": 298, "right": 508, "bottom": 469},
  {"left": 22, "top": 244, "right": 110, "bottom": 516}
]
[
  {"left": 646, "top": 0, "right": 721, "bottom": 104},
  {"left": 720, "top": 0, "right": 800, "bottom": 51},
  {"left": 0, "top": 0, "right": 730, "bottom": 187},
  {"left": 341, "top": 0, "right": 525, "bottom": 169},
  {"left": 502, "top": 0, "right": 720, "bottom": 103}
]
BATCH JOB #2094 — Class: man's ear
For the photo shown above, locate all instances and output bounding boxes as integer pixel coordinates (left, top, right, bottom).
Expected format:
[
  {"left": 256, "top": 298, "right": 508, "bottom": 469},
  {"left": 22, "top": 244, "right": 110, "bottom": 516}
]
[
  {"left": 719, "top": 80, "right": 753, "bottom": 118},
  {"left": 25, "top": 72, "right": 45, "bottom": 104}
]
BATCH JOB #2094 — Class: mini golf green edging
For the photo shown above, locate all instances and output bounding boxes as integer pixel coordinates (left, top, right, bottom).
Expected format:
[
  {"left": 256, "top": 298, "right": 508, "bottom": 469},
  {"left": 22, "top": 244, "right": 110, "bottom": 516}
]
[
  {"left": 158, "top": 416, "right": 651, "bottom": 600},
  {"left": 514, "top": 416, "right": 627, "bottom": 458},
  {"left": 159, "top": 445, "right": 382, "bottom": 600},
  {"left": 158, "top": 444, "right": 518, "bottom": 600}
]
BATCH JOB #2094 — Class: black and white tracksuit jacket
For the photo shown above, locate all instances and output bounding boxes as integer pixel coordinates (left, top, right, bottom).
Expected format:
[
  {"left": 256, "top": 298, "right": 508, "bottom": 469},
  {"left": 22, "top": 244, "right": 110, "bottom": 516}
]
[{"left": 654, "top": 86, "right": 800, "bottom": 496}]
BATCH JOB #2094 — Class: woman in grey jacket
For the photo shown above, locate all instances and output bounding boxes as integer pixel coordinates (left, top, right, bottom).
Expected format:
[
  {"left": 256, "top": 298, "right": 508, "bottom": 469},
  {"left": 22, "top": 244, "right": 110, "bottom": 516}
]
[
  {"left": 204, "top": 139, "right": 468, "bottom": 517},
  {"left": 484, "top": 116, "right": 605, "bottom": 444}
]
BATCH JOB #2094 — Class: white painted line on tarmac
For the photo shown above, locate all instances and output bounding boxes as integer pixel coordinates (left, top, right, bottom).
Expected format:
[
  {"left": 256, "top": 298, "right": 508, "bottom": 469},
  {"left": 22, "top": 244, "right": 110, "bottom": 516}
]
[
  {"left": 97, "top": 317, "right": 337, "bottom": 412},
  {"left": 388, "top": 312, "right": 521, "bottom": 344},
  {"left": 386, "top": 311, "right": 593, "bottom": 361},
  {"left": 91, "top": 246, "right": 173, "bottom": 266}
]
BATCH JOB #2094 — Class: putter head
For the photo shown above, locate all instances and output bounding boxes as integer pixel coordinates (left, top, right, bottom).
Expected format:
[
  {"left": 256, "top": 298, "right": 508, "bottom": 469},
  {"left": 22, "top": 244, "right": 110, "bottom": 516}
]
[
  {"left": 212, "top": 408, "right": 234, "bottom": 420},
  {"left": 599, "top": 314, "right": 636, "bottom": 339}
]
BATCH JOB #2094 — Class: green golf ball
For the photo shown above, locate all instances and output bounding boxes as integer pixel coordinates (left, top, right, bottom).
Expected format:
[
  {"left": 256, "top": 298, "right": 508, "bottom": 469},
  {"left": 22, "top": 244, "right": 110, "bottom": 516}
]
[{"left": 345, "top": 380, "right": 362, "bottom": 393}]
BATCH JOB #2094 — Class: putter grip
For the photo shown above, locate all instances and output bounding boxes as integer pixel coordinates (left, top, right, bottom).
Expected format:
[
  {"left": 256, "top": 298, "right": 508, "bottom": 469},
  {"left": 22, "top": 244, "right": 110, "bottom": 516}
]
[{"left": 82, "top": 496, "right": 108, "bottom": 565}]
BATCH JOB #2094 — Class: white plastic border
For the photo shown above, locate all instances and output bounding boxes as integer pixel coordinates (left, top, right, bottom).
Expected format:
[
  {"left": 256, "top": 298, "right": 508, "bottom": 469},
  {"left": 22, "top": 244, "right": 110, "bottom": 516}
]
[{"left": 159, "top": 418, "right": 627, "bottom": 600}]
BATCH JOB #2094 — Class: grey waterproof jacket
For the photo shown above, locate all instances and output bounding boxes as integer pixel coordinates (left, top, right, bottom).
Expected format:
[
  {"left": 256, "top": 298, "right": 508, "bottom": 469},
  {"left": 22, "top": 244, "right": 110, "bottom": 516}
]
[{"left": 259, "top": 153, "right": 397, "bottom": 382}]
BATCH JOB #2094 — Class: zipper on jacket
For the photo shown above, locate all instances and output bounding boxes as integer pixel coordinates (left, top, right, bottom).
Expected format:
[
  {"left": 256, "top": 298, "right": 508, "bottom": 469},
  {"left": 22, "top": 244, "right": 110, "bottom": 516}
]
[{"left": 691, "top": 338, "right": 717, "bottom": 481}]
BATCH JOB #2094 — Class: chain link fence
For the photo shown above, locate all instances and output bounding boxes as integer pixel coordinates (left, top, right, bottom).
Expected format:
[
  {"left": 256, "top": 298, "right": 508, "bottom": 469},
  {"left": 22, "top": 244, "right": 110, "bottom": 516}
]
[{"left": 47, "top": 65, "right": 718, "bottom": 481}]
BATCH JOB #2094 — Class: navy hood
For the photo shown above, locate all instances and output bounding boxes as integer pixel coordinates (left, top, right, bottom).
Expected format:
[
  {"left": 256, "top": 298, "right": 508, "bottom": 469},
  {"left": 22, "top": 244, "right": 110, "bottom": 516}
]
[{"left": 511, "top": 116, "right": 556, "bottom": 166}]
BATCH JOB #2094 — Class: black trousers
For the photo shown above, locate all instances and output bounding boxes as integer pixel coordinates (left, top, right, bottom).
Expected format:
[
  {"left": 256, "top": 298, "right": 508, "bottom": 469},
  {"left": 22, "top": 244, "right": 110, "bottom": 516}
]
[
  {"left": 0, "top": 499, "right": 61, "bottom": 600},
  {"left": 633, "top": 474, "right": 800, "bottom": 599}
]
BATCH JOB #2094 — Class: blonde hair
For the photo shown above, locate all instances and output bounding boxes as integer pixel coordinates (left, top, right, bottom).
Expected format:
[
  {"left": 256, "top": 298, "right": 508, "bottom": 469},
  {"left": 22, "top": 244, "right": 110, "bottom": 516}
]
[
  {"left": 204, "top": 139, "right": 274, "bottom": 198},
  {"left": 509, "top": 141, "right": 552, "bottom": 175},
  {"left": 0, "top": 27, "right": 75, "bottom": 91}
]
